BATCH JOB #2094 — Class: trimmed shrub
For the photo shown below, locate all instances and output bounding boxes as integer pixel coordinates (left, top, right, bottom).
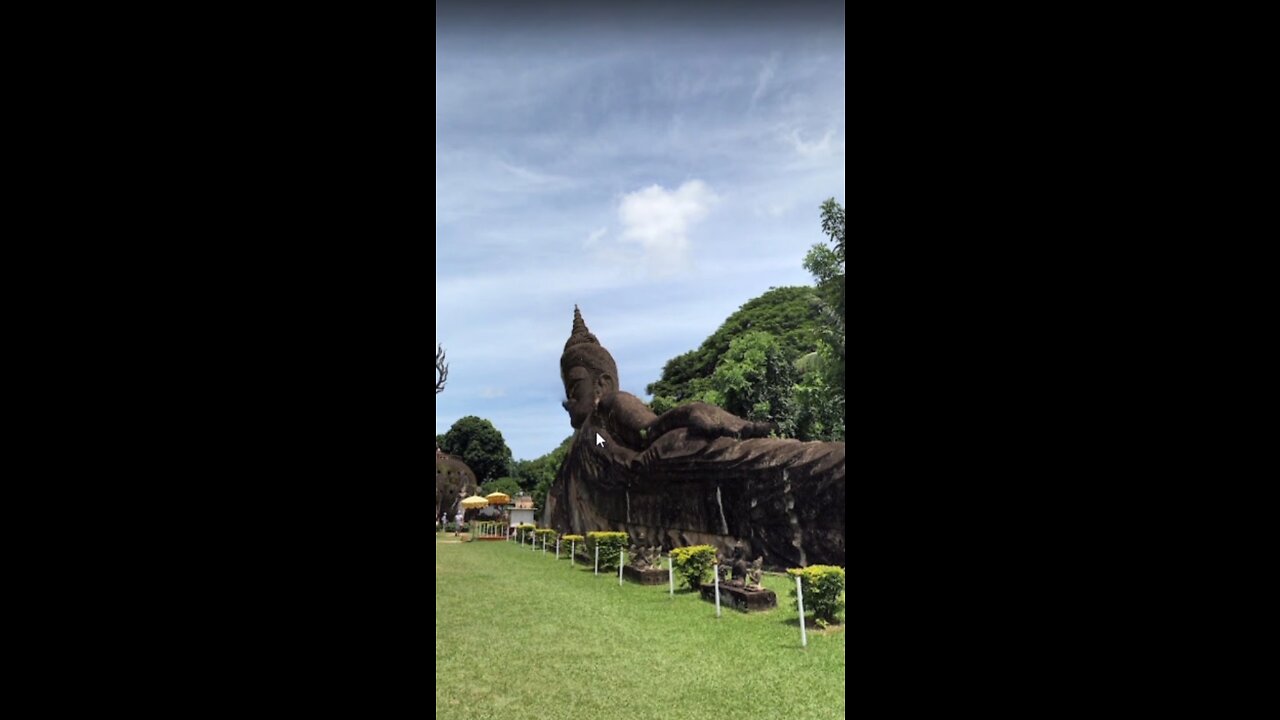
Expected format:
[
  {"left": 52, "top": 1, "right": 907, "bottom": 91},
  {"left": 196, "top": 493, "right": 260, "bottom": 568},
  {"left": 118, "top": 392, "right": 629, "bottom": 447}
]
[
  {"left": 534, "top": 528, "right": 556, "bottom": 546},
  {"left": 670, "top": 545, "right": 717, "bottom": 590},
  {"left": 786, "top": 565, "right": 845, "bottom": 625},
  {"left": 562, "top": 534, "right": 585, "bottom": 559},
  {"left": 586, "top": 531, "right": 629, "bottom": 570},
  {"left": 561, "top": 534, "right": 584, "bottom": 542},
  {"left": 516, "top": 523, "right": 536, "bottom": 544}
]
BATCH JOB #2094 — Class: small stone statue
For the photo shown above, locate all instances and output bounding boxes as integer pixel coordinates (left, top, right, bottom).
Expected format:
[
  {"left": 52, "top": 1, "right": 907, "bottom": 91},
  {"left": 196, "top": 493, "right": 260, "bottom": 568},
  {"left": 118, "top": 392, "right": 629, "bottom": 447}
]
[
  {"left": 715, "top": 552, "right": 731, "bottom": 582},
  {"left": 746, "top": 557, "right": 763, "bottom": 590},
  {"left": 629, "top": 543, "right": 651, "bottom": 570},
  {"left": 628, "top": 533, "right": 662, "bottom": 570},
  {"left": 729, "top": 544, "right": 748, "bottom": 587}
]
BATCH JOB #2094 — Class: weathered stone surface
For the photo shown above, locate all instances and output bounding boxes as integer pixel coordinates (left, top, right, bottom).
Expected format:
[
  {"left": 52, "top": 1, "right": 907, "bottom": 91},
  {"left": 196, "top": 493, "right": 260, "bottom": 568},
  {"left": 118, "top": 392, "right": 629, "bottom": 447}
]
[
  {"left": 545, "top": 307, "right": 844, "bottom": 571},
  {"left": 623, "top": 565, "right": 669, "bottom": 585},
  {"left": 435, "top": 448, "right": 476, "bottom": 520},
  {"left": 700, "top": 582, "right": 778, "bottom": 612}
]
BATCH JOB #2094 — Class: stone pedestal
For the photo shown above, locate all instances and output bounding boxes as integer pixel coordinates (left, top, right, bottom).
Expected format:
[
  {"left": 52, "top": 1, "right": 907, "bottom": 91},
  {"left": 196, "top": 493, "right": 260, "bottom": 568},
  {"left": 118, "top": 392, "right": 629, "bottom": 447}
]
[
  {"left": 699, "top": 582, "right": 777, "bottom": 612},
  {"left": 623, "top": 565, "right": 668, "bottom": 585}
]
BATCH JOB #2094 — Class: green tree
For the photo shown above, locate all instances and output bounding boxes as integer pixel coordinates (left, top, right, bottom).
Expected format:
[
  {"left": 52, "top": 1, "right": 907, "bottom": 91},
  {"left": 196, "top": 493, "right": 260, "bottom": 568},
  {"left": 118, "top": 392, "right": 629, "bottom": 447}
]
[
  {"left": 803, "top": 198, "right": 845, "bottom": 435},
  {"left": 707, "top": 331, "right": 797, "bottom": 436},
  {"left": 824, "top": 197, "right": 844, "bottom": 317},
  {"left": 646, "top": 286, "right": 822, "bottom": 402},
  {"left": 439, "top": 416, "right": 514, "bottom": 484},
  {"left": 522, "top": 435, "right": 573, "bottom": 511},
  {"left": 648, "top": 395, "right": 678, "bottom": 414},
  {"left": 479, "top": 477, "right": 522, "bottom": 498},
  {"left": 791, "top": 343, "right": 844, "bottom": 441},
  {"left": 803, "top": 243, "right": 843, "bottom": 314}
]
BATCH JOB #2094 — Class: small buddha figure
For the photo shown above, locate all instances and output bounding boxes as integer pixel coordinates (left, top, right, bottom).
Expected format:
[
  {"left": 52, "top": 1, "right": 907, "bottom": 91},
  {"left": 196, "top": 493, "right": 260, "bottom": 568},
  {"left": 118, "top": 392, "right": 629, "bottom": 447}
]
[
  {"left": 729, "top": 543, "right": 748, "bottom": 587},
  {"left": 746, "top": 557, "right": 764, "bottom": 590}
]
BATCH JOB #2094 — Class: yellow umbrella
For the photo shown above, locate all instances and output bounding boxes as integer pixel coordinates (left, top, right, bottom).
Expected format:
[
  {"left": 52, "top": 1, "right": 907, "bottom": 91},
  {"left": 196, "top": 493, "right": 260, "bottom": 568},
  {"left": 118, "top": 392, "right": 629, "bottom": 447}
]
[
  {"left": 484, "top": 492, "right": 511, "bottom": 506},
  {"left": 460, "top": 495, "right": 489, "bottom": 509}
]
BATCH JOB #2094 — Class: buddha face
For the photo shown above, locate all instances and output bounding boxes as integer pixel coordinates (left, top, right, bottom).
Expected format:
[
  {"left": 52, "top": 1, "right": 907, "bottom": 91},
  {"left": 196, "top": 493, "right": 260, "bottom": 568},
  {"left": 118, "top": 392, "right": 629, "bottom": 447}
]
[{"left": 562, "top": 365, "right": 598, "bottom": 429}]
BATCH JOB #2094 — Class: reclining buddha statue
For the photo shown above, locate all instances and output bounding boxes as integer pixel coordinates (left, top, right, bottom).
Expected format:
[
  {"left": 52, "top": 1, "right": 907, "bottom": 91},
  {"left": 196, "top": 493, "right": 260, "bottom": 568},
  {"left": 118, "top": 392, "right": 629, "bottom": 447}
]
[{"left": 544, "top": 306, "right": 844, "bottom": 569}]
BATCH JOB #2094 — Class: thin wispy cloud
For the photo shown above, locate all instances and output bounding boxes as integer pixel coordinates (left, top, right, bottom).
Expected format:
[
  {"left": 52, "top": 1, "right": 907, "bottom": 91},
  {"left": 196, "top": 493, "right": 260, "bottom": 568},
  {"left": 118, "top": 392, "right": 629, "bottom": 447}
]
[
  {"left": 497, "top": 161, "right": 573, "bottom": 188},
  {"left": 787, "top": 128, "right": 838, "bottom": 158},
  {"left": 584, "top": 227, "right": 608, "bottom": 248},
  {"left": 751, "top": 52, "right": 779, "bottom": 108}
]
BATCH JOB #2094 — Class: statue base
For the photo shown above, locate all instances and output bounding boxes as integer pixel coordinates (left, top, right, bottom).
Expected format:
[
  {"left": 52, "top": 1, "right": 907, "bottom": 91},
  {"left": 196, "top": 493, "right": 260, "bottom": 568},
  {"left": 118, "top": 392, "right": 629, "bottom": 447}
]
[
  {"left": 623, "top": 565, "right": 668, "bottom": 585},
  {"left": 699, "top": 582, "right": 777, "bottom": 612}
]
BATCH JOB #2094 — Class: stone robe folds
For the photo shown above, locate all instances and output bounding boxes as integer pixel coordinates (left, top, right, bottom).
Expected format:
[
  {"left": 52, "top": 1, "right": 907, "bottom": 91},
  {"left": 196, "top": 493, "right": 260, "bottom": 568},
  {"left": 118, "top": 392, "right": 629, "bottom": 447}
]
[{"left": 545, "top": 403, "right": 844, "bottom": 570}]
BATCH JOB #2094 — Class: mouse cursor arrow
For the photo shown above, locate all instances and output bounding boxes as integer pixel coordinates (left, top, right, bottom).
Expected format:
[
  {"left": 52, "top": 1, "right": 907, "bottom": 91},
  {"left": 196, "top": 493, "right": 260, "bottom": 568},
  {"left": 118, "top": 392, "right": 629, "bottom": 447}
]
[{"left": 595, "top": 433, "right": 605, "bottom": 447}]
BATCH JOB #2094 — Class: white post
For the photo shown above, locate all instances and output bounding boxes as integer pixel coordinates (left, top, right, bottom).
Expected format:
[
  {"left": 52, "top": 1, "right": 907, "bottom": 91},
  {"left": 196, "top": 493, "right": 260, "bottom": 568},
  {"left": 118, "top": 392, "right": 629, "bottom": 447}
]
[
  {"left": 796, "top": 576, "right": 808, "bottom": 648},
  {"left": 594, "top": 546, "right": 599, "bottom": 576},
  {"left": 713, "top": 565, "right": 721, "bottom": 617},
  {"left": 668, "top": 557, "right": 674, "bottom": 597},
  {"left": 556, "top": 539, "right": 560, "bottom": 560},
  {"left": 571, "top": 540, "right": 575, "bottom": 567},
  {"left": 542, "top": 535, "right": 547, "bottom": 554},
  {"left": 619, "top": 550, "right": 625, "bottom": 586}
]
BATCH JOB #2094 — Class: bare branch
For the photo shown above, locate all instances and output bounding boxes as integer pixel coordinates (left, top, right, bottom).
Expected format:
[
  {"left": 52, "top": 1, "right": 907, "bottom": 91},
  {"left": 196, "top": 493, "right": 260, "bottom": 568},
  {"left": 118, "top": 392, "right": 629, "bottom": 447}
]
[{"left": 436, "top": 343, "right": 449, "bottom": 395}]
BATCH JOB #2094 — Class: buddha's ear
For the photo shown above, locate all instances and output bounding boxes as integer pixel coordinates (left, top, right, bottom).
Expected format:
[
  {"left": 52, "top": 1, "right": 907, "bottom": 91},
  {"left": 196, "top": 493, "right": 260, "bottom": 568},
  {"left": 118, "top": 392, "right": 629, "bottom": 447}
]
[{"left": 594, "top": 372, "right": 615, "bottom": 399}]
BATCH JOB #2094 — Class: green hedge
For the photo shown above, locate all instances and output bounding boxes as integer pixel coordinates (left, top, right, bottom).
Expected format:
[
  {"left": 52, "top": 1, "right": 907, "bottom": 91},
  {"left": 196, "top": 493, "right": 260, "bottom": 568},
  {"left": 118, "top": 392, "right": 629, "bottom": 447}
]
[
  {"left": 586, "top": 531, "right": 629, "bottom": 570},
  {"left": 786, "top": 565, "right": 845, "bottom": 625},
  {"left": 669, "top": 545, "right": 717, "bottom": 590},
  {"left": 562, "top": 534, "right": 585, "bottom": 560},
  {"left": 515, "top": 523, "right": 536, "bottom": 544}
]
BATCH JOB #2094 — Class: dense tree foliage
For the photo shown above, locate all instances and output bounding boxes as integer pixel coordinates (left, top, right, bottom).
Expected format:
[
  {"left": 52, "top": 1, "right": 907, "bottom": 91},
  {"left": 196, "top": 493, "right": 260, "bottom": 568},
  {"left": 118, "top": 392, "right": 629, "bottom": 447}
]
[
  {"left": 438, "top": 416, "right": 514, "bottom": 484},
  {"left": 811, "top": 197, "right": 845, "bottom": 403},
  {"left": 646, "top": 286, "right": 822, "bottom": 403},
  {"left": 511, "top": 435, "right": 573, "bottom": 511},
  {"left": 479, "top": 477, "right": 522, "bottom": 498},
  {"left": 705, "top": 330, "right": 797, "bottom": 434}
]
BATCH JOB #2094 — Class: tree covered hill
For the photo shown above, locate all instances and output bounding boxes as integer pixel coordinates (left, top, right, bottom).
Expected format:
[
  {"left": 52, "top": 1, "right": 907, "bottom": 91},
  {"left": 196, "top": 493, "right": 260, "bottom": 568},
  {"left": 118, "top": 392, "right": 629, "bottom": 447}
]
[{"left": 645, "top": 285, "right": 823, "bottom": 404}]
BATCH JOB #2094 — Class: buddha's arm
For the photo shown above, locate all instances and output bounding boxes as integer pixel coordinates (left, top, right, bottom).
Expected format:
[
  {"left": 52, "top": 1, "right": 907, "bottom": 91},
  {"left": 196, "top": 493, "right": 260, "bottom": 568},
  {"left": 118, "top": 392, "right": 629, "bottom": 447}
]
[
  {"left": 594, "top": 392, "right": 659, "bottom": 450},
  {"left": 643, "top": 402, "right": 774, "bottom": 447}
]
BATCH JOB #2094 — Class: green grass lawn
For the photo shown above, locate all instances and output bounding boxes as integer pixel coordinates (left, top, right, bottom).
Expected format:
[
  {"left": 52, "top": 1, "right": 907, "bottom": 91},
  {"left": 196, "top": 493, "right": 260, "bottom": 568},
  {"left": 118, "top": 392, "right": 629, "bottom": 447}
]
[{"left": 436, "top": 535, "right": 845, "bottom": 720}]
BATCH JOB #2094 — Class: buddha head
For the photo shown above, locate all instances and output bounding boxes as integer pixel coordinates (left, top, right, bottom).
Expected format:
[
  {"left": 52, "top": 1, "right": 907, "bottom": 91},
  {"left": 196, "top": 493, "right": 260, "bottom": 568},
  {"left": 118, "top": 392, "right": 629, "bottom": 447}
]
[{"left": 560, "top": 305, "right": 619, "bottom": 429}]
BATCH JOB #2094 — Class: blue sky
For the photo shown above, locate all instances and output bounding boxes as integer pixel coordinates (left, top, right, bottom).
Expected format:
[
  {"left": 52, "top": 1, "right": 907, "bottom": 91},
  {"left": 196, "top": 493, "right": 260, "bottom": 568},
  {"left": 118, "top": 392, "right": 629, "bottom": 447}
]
[{"left": 436, "top": 7, "right": 845, "bottom": 461}]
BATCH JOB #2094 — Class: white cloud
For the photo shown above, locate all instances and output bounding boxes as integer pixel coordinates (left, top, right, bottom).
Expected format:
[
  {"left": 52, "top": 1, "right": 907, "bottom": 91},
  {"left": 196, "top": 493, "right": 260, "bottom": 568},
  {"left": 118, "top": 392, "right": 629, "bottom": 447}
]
[
  {"left": 617, "top": 180, "right": 719, "bottom": 276},
  {"left": 479, "top": 387, "right": 507, "bottom": 398}
]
